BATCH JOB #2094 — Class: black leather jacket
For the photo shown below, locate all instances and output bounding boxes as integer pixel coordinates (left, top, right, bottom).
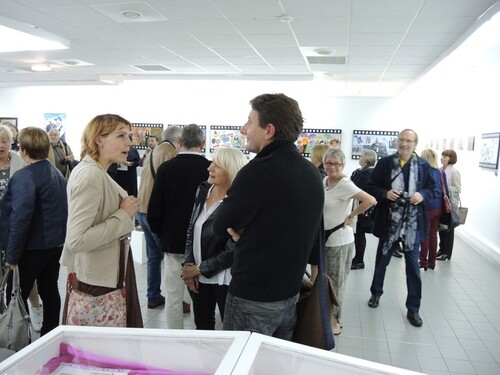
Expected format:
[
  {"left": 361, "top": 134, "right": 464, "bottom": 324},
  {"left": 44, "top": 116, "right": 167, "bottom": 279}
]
[{"left": 183, "top": 182, "right": 235, "bottom": 279}]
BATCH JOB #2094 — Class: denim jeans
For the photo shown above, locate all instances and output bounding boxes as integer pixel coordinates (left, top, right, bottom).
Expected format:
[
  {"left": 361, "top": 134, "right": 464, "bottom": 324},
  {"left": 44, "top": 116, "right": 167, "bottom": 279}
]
[
  {"left": 137, "top": 212, "right": 163, "bottom": 302},
  {"left": 370, "top": 232, "right": 422, "bottom": 313},
  {"left": 223, "top": 292, "right": 299, "bottom": 340}
]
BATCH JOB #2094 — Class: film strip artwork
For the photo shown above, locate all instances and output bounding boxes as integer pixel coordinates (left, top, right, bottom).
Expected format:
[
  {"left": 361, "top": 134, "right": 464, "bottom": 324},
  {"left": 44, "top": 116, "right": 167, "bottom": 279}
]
[
  {"left": 209, "top": 125, "right": 249, "bottom": 154},
  {"left": 296, "top": 128, "right": 342, "bottom": 157},
  {"left": 131, "top": 123, "right": 163, "bottom": 150},
  {"left": 168, "top": 124, "right": 207, "bottom": 153},
  {"left": 352, "top": 130, "right": 399, "bottom": 159}
]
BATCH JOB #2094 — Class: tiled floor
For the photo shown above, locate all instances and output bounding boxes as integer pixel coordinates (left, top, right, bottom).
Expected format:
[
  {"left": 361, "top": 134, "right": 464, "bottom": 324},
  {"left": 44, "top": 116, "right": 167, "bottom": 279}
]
[{"left": 40, "top": 232, "right": 500, "bottom": 374}]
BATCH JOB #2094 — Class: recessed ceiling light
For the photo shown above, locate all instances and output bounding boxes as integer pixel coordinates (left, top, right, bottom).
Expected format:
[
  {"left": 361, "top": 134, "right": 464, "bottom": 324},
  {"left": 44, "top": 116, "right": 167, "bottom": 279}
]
[
  {"left": 279, "top": 15, "right": 294, "bottom": 23},
  {"left": 121, "top": 10, "right": 143, "bottom": 19},
  {"left": 31, "top": 63, "right": 51, "bottom": 72},
  {"left": 315, "top": 48, "right": 335, "bottom": 56}
]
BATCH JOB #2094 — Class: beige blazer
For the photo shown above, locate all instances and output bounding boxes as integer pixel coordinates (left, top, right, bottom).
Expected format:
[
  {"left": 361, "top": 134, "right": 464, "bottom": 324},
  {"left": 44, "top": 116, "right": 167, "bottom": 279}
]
[
  {"left": 61, "top": 155, "right": 134, "bottom": 288},
  {"left": 138, "top": 142, "right": 178, "bottom": 213}
]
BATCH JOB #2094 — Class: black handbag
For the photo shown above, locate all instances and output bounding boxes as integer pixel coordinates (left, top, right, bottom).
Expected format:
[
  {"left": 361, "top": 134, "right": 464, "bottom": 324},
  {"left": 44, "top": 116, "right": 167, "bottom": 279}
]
[
  {"left": 439, "top": 209, "right": 461, "bottom": 231},
  {"left": 0, "top": 266, "right": 32, "bottom": 351},
  {"left": 293, "top": 219, "right": 340, "bottom": 350}
]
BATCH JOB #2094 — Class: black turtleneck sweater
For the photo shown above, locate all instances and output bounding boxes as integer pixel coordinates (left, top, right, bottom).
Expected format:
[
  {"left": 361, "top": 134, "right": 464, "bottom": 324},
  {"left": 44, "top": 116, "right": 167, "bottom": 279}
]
[{"left": 213, "top": 140, "right": 324, "bottom": 302}]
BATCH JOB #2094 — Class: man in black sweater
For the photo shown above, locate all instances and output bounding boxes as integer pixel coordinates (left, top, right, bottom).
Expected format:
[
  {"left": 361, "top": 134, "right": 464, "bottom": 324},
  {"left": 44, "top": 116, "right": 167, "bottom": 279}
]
[
  {"left": 148, "top": 124, "right": 209, "bottom": 328},
  {"left": 213, "top": 93, "right": 324, "bottom": 340}
]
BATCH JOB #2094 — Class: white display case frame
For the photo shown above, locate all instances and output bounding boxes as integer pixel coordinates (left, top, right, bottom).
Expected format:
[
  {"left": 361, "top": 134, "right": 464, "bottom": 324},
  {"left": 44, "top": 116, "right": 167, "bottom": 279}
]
[
  {"left": 232, "top": 333, "right": 422, "bottom": 375},
  {"left": 0, "top": 326, "right": 250, "bottom": 374}
]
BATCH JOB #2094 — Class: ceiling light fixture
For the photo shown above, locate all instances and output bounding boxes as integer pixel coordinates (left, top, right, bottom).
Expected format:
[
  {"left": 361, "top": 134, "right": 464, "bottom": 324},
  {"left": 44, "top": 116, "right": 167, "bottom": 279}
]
[
  {"left": 121, "top": 10, "right": 143, "bottom": 19},
  {"left": 31, "top": 63, "right": 52, "bottom": 72},
  {"left": 0, "top": 16, "right": 69, "bottom": 53},
  {"left": 279, "top": 15, "right": 294, "bottom": 23}
]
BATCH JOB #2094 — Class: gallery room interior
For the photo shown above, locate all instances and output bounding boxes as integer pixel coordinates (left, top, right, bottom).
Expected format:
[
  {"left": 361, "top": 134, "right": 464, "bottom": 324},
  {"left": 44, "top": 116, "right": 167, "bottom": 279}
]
[{"left": 1, "top": 1, "right": 499, "bottom": 374}]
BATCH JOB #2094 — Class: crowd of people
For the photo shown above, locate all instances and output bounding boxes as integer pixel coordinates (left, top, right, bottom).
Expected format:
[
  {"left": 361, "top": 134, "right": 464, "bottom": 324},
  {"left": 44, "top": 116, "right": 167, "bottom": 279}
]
[{"left": 0, "top": 94, "right": 463, "bottom": 351}]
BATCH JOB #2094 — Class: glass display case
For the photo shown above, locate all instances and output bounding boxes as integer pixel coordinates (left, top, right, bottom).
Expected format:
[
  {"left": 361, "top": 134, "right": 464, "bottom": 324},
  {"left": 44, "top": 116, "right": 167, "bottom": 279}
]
[
  {"left": 0, "top": 326, "right": 250, "bottom": 374},
  {"left": 233, "top": 333, "right": 421, "bottom": 375}
]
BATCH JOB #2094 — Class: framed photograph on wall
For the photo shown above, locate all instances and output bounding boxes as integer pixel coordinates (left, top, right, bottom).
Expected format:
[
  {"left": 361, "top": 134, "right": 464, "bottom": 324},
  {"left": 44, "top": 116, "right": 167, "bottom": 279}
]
[
  {"left": 168, "top": 124, "right": 206, "bottom": 153},
  {"left": 296, "top": 128, "right": 342, "bottom": 157},
  {"left": 209, "top": 125, "right": 248, "bottom": 154},
  {"left": 131, "top": 123, "right": 163, "bottom": 150},
  {"left": 0, "top": 117, "right": 18, "bottom": 130},
  {"left": 479, "top": 132, "right": 500, "bottom": 170},
  {"left": 352, "top": 130, "right": 398, "bottom": 159}
]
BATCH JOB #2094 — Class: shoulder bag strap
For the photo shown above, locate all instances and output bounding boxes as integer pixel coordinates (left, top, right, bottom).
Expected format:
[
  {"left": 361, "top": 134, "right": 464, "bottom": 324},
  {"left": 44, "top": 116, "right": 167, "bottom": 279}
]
[
  {"left": 149, "top": 148, "right": 156, "bottom": 179},
  {"left": 439, "top": 170, "right": 449, "bottom": 198}
]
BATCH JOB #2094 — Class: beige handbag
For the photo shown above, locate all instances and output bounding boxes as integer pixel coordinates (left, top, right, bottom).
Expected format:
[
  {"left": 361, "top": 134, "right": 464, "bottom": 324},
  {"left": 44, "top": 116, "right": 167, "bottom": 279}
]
[{"left": 0, "top": 266, "right": 32, "bottom": 351}]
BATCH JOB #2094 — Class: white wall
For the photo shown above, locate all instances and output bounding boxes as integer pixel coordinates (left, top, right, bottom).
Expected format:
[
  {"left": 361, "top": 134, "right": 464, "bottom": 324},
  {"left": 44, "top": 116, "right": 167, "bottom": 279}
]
[{"left": 0, "top": 74, "right": 498, "bottom": 259}]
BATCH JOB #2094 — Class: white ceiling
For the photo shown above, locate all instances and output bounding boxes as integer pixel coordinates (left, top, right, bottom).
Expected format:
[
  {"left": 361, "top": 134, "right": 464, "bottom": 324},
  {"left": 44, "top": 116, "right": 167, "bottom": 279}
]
[{"left": 0, "top": 0, "right": 498, "bottom": 96}]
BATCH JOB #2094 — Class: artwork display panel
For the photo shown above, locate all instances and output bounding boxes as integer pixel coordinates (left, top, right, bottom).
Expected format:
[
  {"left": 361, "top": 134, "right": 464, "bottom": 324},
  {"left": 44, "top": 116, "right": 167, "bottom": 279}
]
[
  {"left": 209, "top": 125, "right": 249, "bottom": 154},
  {"left": 131, "top": 123, "right": 163, "bottom": 150},
  {"left": 296, "top": 129, "right": 342, "bottom": 157},
  {"left": 44, "top": 113, "right": 67, "bottom": 142},
  {"left": 479, "top": 132, "right": 500, "bottom": 170},
  {"left": 352, "top": 130, "right": 398, "bottom": 159}
]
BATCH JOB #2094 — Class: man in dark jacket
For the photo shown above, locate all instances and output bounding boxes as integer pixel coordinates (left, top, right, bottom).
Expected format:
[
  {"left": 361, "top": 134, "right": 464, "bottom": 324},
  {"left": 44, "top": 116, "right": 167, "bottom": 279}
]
[
  {"left": 366, "top": 129, "right": 436, "bottom": 327},
  {"left": 148, "top": 124, "right": 209, "bottom": 328},
  {"left": 213, "top": 93, "right": 324, "bottom": 340}
]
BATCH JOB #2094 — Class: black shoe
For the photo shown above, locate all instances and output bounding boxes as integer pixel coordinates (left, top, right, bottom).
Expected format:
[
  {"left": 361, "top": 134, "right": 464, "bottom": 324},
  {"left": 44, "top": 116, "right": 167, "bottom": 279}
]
[
  {"left": 419, "top": 264, "right": 428, "bottom": 271},
  {"left": 392, "top": 250, "right": 403, "bottom": 258},
  {"left": 147, "top": 295, "right": 165, "bottom": 309},
  {"left": 368, "top": 295, "right": 380, "bottom": 308},
  {"left": 437, "top": 254, "right": 450, "bottom": 261},
  {"left": 436, "top": 251, "right": 443, "bottom": 257},
  {"left": 407, "top": 312, "right": 423, "bottom": 327},
  {"left": 351, "top": 262, "right": 365, "bottom": 270}
]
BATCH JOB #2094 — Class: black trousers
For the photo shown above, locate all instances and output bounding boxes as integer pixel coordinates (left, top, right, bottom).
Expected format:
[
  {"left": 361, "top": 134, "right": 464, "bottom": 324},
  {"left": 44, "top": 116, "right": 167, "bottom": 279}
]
[
  {"left": 352, "top": 223, "right": 369, "bottom": 264},
  {"left": 190, "top": 282, "right": 228, "bottom": 330},
  {"left": 439, "top": 227, "right": 455, "bottom": 258},
  {"left": 7, "top": 246, "right": 63, "bottom": 336}
]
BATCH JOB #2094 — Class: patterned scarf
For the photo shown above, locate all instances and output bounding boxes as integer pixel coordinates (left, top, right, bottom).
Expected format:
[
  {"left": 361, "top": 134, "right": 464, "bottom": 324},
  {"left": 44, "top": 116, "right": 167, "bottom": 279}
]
[{"left": 382, "top": 154, "right": 419, "bottom": 255}]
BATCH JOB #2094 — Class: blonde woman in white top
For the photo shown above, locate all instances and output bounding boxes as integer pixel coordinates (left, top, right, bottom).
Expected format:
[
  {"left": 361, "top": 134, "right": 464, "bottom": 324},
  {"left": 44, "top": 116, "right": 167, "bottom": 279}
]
[{"left": 323, "top": 148, "right": 376, "bottom": 335}]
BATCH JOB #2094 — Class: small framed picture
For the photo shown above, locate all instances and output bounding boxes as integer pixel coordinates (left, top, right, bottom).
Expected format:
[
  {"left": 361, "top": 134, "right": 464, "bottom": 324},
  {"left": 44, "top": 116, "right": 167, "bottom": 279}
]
[
  {"left": 479, "top": 132, "right": 500, "bottom": 170},
  {"left": 0, "top": 117, "right": 18, "bottom": 130}
]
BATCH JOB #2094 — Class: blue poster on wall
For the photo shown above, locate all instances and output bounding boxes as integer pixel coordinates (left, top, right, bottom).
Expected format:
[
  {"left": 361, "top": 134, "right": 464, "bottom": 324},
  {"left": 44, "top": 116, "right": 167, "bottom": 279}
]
[{"left": 44, "top": 113, "right": 66, "bottom": 142}]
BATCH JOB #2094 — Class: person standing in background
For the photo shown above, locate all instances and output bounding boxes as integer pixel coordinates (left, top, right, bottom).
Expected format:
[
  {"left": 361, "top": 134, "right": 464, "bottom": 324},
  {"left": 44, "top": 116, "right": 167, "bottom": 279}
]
[
  {"left": 1, "top": 127, "right": 67, "bottom": 336},
  {"left": 148, "top": 124, "right": 210, "bottom": 329},
  {"left": 138, "top": 127, "right": 181, "bottom": 309},
  {"left": 350, "top": 148, "right": 378, "bottom": 270},
  {"left": 310, "top": 143, "right": 328, "bottom": 179},
  {"left": 48, "top": 128, "right": 76, "bottom": 181},
  {"left": 419, "top": 148, "right": 445, "bottom": 270},
  {"left": 139, "top": 135, "right": 160, "bottom": 167},
  {"left": 437, "top": 149, "right": 461, "bottom": 261},
  {"left": 108, "top": 142, "right": 140, "bottom": 198},
  {"left": 3, "top": 121, "right": 19, "bottom": 152},
  {"left": 307, "top": 143, "right": 329, "bottom": 283}
]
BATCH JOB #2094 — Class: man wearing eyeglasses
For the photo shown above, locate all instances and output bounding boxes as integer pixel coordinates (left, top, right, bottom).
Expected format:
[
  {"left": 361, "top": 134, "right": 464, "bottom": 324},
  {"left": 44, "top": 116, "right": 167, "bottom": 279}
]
[
  {"left": 213, "top": 93, "right": 324, "bottom": 340},
  {"left": 366, "top": 129, "right": 436, "bottom": 327}
]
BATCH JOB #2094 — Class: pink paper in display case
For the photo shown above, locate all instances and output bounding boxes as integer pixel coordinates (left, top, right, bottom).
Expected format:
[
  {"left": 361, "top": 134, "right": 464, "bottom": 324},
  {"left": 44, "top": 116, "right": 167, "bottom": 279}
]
[{"left": 36, "top": 343, "right": 210, "bottom": 375}]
